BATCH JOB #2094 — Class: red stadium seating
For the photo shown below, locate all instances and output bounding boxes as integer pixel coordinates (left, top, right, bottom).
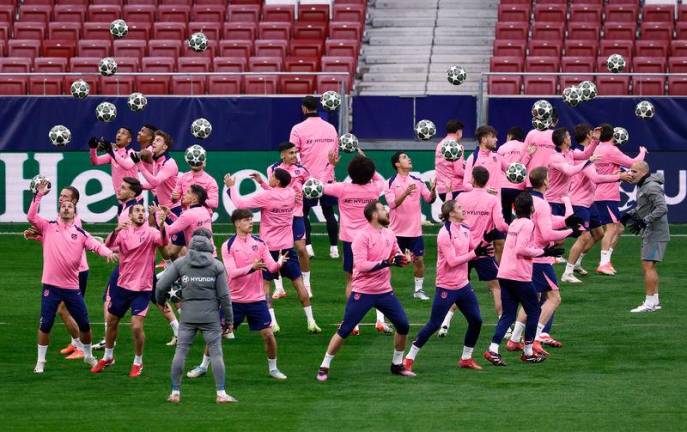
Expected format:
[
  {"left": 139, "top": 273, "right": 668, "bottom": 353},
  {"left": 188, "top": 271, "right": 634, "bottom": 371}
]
[
  {"left": 561, "top": 56, "right": 595, "bottom": 73},
  {"left": 640, "top": 22, "right": 673, "bottom": 41},
  {"left": 142, "top": 56, "right": 176, "bottom": 72},
  {"left": 490, "top": 56, "right": 524, "bottom": 72},
  {"left": 333, "top": 4, "right": 365, "bottom": 23},
  {"left": 643, "top": 5, "right": 675, "bottom": 23},
  {"left": 213, "top": 57, "right": 247, "bottom": 72},
  {"left": 114, "top": 40, "right": 146, "bottom": 59},
  {"left": 248, "top": 56, "right": 282, "bottom": 72},
  {"left": 565, "top": 40, "right": 598, "bottom": 57},
  {"left": 290, "top": 40, "right": 323, "bottom": 58},
  {"left": 0, "top": 77, "right": 28, "bottom": 95},
  {"left": 158, "top": 5, "right": 191, "bottom": 23},
  {"left": 488, "top": 76, "right": 523, "bottom": 94},
  {"left": 494, "top": 40, "right": 526, "bottom": 58},
  {"left": 560, "top": 75, "right": 594, "bottom": 89},
  {"left": 100, "top": 76, "right": 135, "bottom": 95},
  {"left": 227, "top": 5, "right": 260, "bottom": 23},
  {"left": 599, "top": 40, "right": 634, "bottom": 58},
  {"left": 208, "top": 76, "right": 242, "bottom": 94},
  {"left": 668, "top": 76, "right": 687, "bottom": 95},
  {"left": 87, "top": 5, "right": 120, "bottom": 22},
  {"left": 14, "top": 22, "right": 46, "bottom": 40},
  {"left": 0, "top": 58, "right": 32, "bottom": 72},
  {"left": 635, "top": 40, "right": 669, "bottom": 58},
  {"left": 53, "top": 5, "right": 87, "bottom": 23},
  {"left": 223, "top": 22, "right": 257, "bottom": 40},
  {"left": 178, "top": 56, "right": 211, "bottom": 72},
  {"left": 528, "top": 40, "right": 561, "bottom": 57},
  {"left": 218, "top": 40, "right": 252, "bottom": 59},
  {"left": 532, "top": 22, "right": 564, "bottom": 41},
  {"left": 153, "top": 22, "right": 188, "bottom": 40},
  {"left": 604, "top": 22, "right": 636, "bottom": 40},
  {"left": 126, "top": 22, "right": 152, "bottom": 40},
  {"left": 148, "top": 39, "right": 182, "bottom": 58},
  {"left": 189, "top": 22, "right": 221, "bottom": 41},
  {"left": 49, "top": 22, "right": 81, "bottom": 40},
  {"left": 632, "top": 77, "right": 664, "bottom": 95},
  {"left": 633, "top": 57, "right": 666, "bottom": 73},
  {"left": 29, "top": 77, "right": 63, "bottom": 95},
  {"left": 534, "top": 4, "right": 566, "bottom": 22},
  {"left": 171, "top": 76, "right": 206, "bottom": 95},
  {"left": 285, "top": 57, "right": 319, "bottom": 72},
  {"left": 123, "top": 5, "right": 156, "bottom": 23},
  {"left": 279, "top": 76, "right": 315, "bottom": 94},
  {"left": 69, "top": 56, "right": 100, "bottom": 72},
  {"left": 316, "top": 75, "right": 344, "bottom": 93},
  {"left": 326, "top": 39, "right": 360, "bottom": 58},
  {"left": 136, "top": 76, "right": 170, "bottom": 94},
  {"left": 258, "top": 22, "right": 291, "bottom": 40},
  {"left": 181, "top": 40, "right": 217, "bottom": 58},
  {"left": 300, "top": 4, "right": 329, "bottom": 23},
  {"left": 567, "top": 22, "right": 600, "bottom": 40},
  {"left": 114, "top": 57, "right": 139, "bottom": 72},
  {"left": 679, "top": 5, "right": 687, "bottom": 22},
  {"left": 0, "top": 5, "right": 14, "bottom": 23},
  {"left": 669, "top": 57, "right": 687, "bottom": 73},
  {"left": 525, "top": 56, "right": 559, "bottom": 72},
  {"left": 77, "top": 39, "right": 111, "bottom": 57},
  {"left": 254, "top": 39, "right": 288, "bottom": 59},
  {"left": 43, "top": 40, "right": 76, "bottom": 57},
  {"left": 675, "top": 22, "right": 687, "bottom": 40},
  {"left": 498, "top": 4, "right": 531, "bottom": 22},
  {"left": 244, "top": 76, "right": 278, "bottom": 94},
  {"left": 8, "top": 40, "right": 41, "bottom": 57},
  {"left": 34, "top": 57, "right": 68, "bottom": 72},
  {"left": 570, "top": 4, "right": 602, "bottom": 23},
  {"left": 671, "top": 40, "right": 687, "bottom": 57},
  {"left": 292, "top": 22, "right": 327, "bottom": 40},
  {"left": 524, "top": 76, "right": 557, "bottom": 94},
  {"left": 262, "top": 4, "right": 295, "bottom": 23},
  {"left": 19, "top": 5, "right": 52, "bottom": 23},
  {"left": 605, "top": 4, "right": 639, "bottom": 23},
  {"left": 191, "top": 5, "right": 225, "bottom": 22},
  {"left": 496, "top": 22, "right": 528, "bottom": 40},
  {"left": 596, "top": 76, "right": 630, "bottom": 95}
]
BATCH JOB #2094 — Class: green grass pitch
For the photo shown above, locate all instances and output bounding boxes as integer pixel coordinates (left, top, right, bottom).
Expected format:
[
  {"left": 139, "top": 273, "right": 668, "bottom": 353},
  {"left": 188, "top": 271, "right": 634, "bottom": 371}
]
[{"left": 0, "top": 223, "right": 685, "bottom": 431}]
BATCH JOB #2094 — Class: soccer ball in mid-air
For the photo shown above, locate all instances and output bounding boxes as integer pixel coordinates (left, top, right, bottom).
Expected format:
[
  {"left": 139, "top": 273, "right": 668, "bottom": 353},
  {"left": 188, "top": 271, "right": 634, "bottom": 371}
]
[
  {"left": 447, "top": 65, "right": 467, "bottom": 85},
  {"left": 505, "top": 162, "right": 527, "bottom": 184},
  {"left": 635, "top": 100, "right": 655, "bottom": 119},
  {"left": 532, "top": 117, "right": 551, "bottom": 131},
  {"left": 185, "top": 145, "right": 206, "bottom": 167},
  {"left": 440, "top": 140, "right": 464, "bottom": 161},
  {"left": 578, "top": 81, "right": 597, "bottom": 101},
  {"left": 30, "top": 175, "right": 51, "bottom": 194},
  {"left": 607, "top": 54, "right": 626, "bottom": 73},
  {"left": 49, "top": 125, "right": 71, "bottom": 146},
  {"left": 415, "top": 119, "right": 436, "bottom": 141},
  {"left": 302, "top": 178, "right": 324, "bottom": 199},
  {"left": 531, "top": 99, "right": 553, "bottom": 120},
  {"left": 338, "top": 133, "right": 359, "bottom": 153},
  {"left": 321, "top": 90, "right": 341, "bottom": 111},
  {"left": 562, "top": 86, "right": 583, "bottom": 107},
  {"left": 98, "top": 57, "right": 117, "bottom": 77},
  {"left": 70, "top": 79, "right": 90, "bottom": 99},
  {"left": 110, "top": 19, "right": 128, "bottom": 39},
  {"left": 191, "top": 118, "right": 212, "bottom": 139},
  {"left": 187, "top": 32, "right": 208, "bottom": 52},
  {"left": 127, "top": 92, "right": 147, "bottom": 112},
  {"left": 95, "top": 102, "right": 117, "bottom": 122},
  {"left": 613, "top": 127, "right": 629, "bottom": 145}
]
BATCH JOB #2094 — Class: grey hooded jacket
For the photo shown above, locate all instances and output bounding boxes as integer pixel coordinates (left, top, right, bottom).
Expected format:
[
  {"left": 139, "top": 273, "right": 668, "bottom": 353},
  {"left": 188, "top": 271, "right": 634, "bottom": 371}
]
[
  {"left": 155, "top": 234, "right": 233, "bottom": 325},
  {"left": 629, "top": 172, "right": 670, "bottom": 243}
]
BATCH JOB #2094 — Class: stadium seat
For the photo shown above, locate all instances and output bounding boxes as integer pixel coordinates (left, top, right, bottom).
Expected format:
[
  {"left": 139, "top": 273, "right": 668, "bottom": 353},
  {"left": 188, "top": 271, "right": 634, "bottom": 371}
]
[
  {"left": 497, "top": 4, "right": 531, "bottom": 22},
  {"left": 181, "top": 40, "right": 217, "bottom": 58},
  {"left": 18, "top": 5, "right": 51, "bottom": 23},
  {"left": 599, "top": 40, "right": 634, "bottom": 58},
  {"left": 82, "top": 22, "right": 113, "bottom": 40},
  {"left": 285, "top": 56, "right": 319, "bottom": 72},
  {"left": 494, "top": 40, "right": 526, "bottom": 58},
  {"left": 330, "top": 22, "right": 363, "bottom": 40},
  {"left": 675, "top": 22, "right": 687, "bottom": 40},
  {"left": 148, "top": 40, "right": 182, "bottom": 58},
  {"left": 679, "top": 5, "right": 687, "bottom": 22},
  {"left": 632, "top": 77, "right": 664, "bottom": 95},
  {"left": 262, "top": 4, "right": 295, "bottom": 22},
  {"left": 100, "top": 76, "right": 135, "bottom": 95},
  {"left": 322, "top": 55, "right": 356, "bottom": 75},
  {"left": 317, "top": 75, "right": 346, "bottom": 94},
  {"left": 258, "top": 22, "right": 291, "bottom": 40},
  {"left": 171, "top": 76, "right": 206, "bottom": 95},
  {"left": 207, "top": 76, "right": 242, "bottom": 94},
  {"left": 77, "top": 40, "right": 111, "bottom": 57},
  {"left": 279, "top": 76, "right": 315, "bottom": 94},
  {"left": 189, "top": 22, "right": 221, "bottom": 41},
  {"left": 153, "top": 22, "right": 188, "bottom": 40},
  {"left": 14, "top": 22, "right": 46, "bottom": 40},
  {"left": 142, "top": 56, "right": 176, "bottom": 72},
  {"left": 223, "top": 22, "right": 257, "bottom": 40},
  {"left": 33, "top": 57, "right": 68, "bottom": 72},
  {"left": 244, "top": 76, "right": 278, "bottom": 94},
  {"left": 135, "top": 76, "right": 170, "bottom": 95},
  {"left": 596, "top": 76, "right": 630, "bottom": 95},
  {"left": 254, "top": 39, "right": 288, "bottom": 59},
  {"left": 114, "top": 40, "right": 146, "bottom": 59},
  {"left": 671, "top": 40, "right": 687, "bottom": 57},
  {"left": 87, "top": 5, "right": 120, "bottom": 22},
  {"left": 325, "top": 39, "right": 360, "bottom": 58},
  {"left": 604, "top": 4, "right": 639, "bottom": 23},
  {"left": 43, "top": 40, "right": 76, "bottom": 58},
  {"left": 0, "top": 5, "right": 14, "bottom": 23},
  {"left": 8, "top": 40, "right": 41, "bottom": 58},
  {"left": 640, "top": 22, "right": 673, "bottom": 41},
  {"left": 178, "top": 56, "right": 211, "bottom": 72},
  {"left": 158, "top": 5, "right": 191, "bottom": 23},
  {"left": 669, "top": 57, "right": 687, "bottom": 73},
  {"left": 525, "top": 56, "right": 559, "bottom": 72},
  {"left": 490, "top": 56, "right": 524, "bottom": 72},
  {"left": 69, "top": 56, "right": 99, "bottom": 72},
  {"left": 333, "top": 4, "right": 365, "bottom": 23},
  {"left": 633, "top": 57, "right": 666, "bottom": 73},
  {"left": 123, "top": 5, "right": 156, "bottom": 23},
  {"left": 560, "top": 75, "right": 594, "bottom": 89},
  {"left": 62, "top": 75, "right": 98, "bottom": 94},
  {"left": 191, "top": 5, "right": 225, "bottom": 22},
  {"left": 126, "top": 22, "right": 152, "bottom": 40},
  {"left": 29, "top": 77, "right": 62, "bottom": 95},
  {"left": 227, "top": 5, "right": 261, "bottom": 23},
  {"left": 0, "top": 77, "right": 27, "bottom": 95},
  {"left": 113, "top": 57, "right": 139, "bottom": 72},
  {"left": 300, "top": 4, "right": 329, "bottom": 23},
  {"left": 248, "top": 56, "right": 283, "bottom": 72},
  {"left": 635, "top": 40, "right": 669, "bottom": 59},
  {"left": 561, "top": 56, "right": 594, "bottom": 73},
  {"left": 0, "top": 40, "right": 6, "bottom": 57},
  {"left": 218, "top": 40, "right": 252, "bottom": 59},
  {"left": 532, "top": 22, "right": 564, "bottom": 41},
  {"left": 565, "top": 40, "right": 598, "bottom": 57},
  {"left": 570, "top": 4, "right": 602, "bottom": 23},
  {"left": 0, "top": 58, "right": 32, "bottom": 72},
  {"left": 603, "top": 22, "right": 636, "bottom": 41},
  {"left": 0, "top": 22, "right": 8, "bottom": 41},
  {"left": 53, "top": 5, "right": 87, "bottom": 23},
  {"left": 290, "top": 40, "right": 323, "bottom": 58},
  {"left": 91, "top": 0, "right": 124, "bottom": 5},
  {"left": 668, "top": 76, "right": 687, "bottom": 95},
  {"left": 567, "top": 22, "right": 600, "bottom": 40},
  {"left": 293, "top": 22, "right": 327, "bottom": 40},
  {"left": 49, "top": 22, "right": 82, "bottom": 40},
  {"left": 158, "top": 0, "right": 192, "bottom": 5},
  {"left": 488, "top": 76, "right": 522, "bottom": 95},
  {"left": 495, "top": 22, "right": 528, "bottom": 40},
  {"left": 213, "top": 57, "right": 247, "bottom": 72},
  {"left": 534, "top": 4, "right": 566, "bottom": 22},
  {"left": 528, "top": 40, "right": 562, "bottom": 57},
  {"left": 643, "top": 5, "right": 675, "bottom": 23}
]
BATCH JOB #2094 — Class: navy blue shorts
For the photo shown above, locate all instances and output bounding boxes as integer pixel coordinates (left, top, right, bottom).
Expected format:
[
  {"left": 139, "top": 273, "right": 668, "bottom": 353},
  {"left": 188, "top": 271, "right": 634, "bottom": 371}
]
[
  {"left": 342, "top": 241, "right": 353, "bottom": 273},
  {"left": 532, "top": 263, "right": 559, "bottom": 293},
  {"left": 396, "top": 236, "right": 424, "bottom": 257},
  {"left": 338, "top": 291, "right": 409, "bottom": 338},
  {"left": 103, "top": 266, "right": 120, "bottom": 302},
  {"left": 107, "top": 284, "right": 152, "bottom": 318},
  {"left": 468, "top": 256, "right": 499, "bottom": 281},
  {"left": 304, "top": 193, "right": 338, "bottom": 209},
  {"left": 573, "top": 205, "right": 602, "bottom": 230},
  {"left": 501, "top": 187, "right": 521, "bottom": 224},
  {"left": 40, "top": 284, "right": 90, "bottom": 333},
  {"left": 263, "top": 248, "right": 302, "bottom": 281},
  {"left": 168, "top": 205, "right": 186, "bottom": 246},
  {"left": 293, "top": 216, "right": 306, "bottom": 242},
  {"left": 78, "top": 270, "right": 89, "bottom": 296},
  {"left": 232, "top": 300, "right": 272, "bottom": 331},
  {"left": 550, "top": 202, "right": 566, "bottom": 217},
  {"left": 492, "top": 230, "right": 507, "bottom": 240},
  {"left": 438, "top": 191, "right": 460, "bottom": 202},
  {"left": 595, "top": 200, "right": 621, "bottom": 226}
]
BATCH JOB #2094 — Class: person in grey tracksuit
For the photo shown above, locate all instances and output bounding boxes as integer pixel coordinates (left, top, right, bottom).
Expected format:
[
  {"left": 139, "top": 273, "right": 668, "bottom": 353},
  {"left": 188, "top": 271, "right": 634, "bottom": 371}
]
[
  {"left": 155, "top": 228, "right": 236, "bottom": 403},
  {"left": 622, "top": 161, "right": 669, "bottom": 313}
]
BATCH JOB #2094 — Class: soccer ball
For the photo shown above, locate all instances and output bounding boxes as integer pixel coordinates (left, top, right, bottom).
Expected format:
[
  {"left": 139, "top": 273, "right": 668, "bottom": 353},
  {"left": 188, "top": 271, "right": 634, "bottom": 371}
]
[
  {"left": 338, "top": 133, "right": 359, "bottom": 153},
  {"left": 321, "top": 90, "right": 341, "bottom": 111},
  {"left": 167, "top": 279, "right": 184, "bottom": 303},
  {"left": 447, "top": 65, "right": 467, "bottom": 85},
  {"left": 531, "top": 99, "right": 553, "bottom": 120},
  {"left": 110, "top": 19, "right": 128, "bottom": 39},
  {"left": 613, "top": 127, "right": 629, "bottom": 145},
  {"left": 635, "top": 100, "right": 655, "bottom": 119},
  {"left": 49, "top": 125, "right": 71, "bottom": 146},
  {"left": 191, "top": 118, "right": 212, "bottom": 139},
  {"left": 302, "top": 178, "right": 324, "bottom": 199},
  {"left": 98, "top": 57, "right": 117, "bottom": 77},
  {"left": 532, "top": 117, "right": 551, "bottom": 131},
  {"left": 70, "top": 79, "right": 90, "bottom": 99},
  {"left": 440, "top": 140, "right": 464, "bottom": 161},
  {"left": 562, "top": 86, "right": 583, "bottom": 107},
  {"left": 607, "top": 54, "right": 626, "bottom": 73},
  {"left": 415, "top": 119, "right": 436, "bottom": 141},
  {"left": 30, "top": 175, "right": 51, "bottom": 194},
  {"left": 127, "top": 92, "right": 147, "bottom": 112},
  {"left": 505, "top": 162, "right": 527, "bottom": 184},
  {"left": 185, "top": 145, "right": 206, "bottom": 167},
  {"left": 578, "top": 80, "right": 597, "bottom": 101},
  {"left": 187, "top": 32, "right": 208, "bottom": 52},
  {"left": 95, "top": 102, "right": 117, "bottom": 122}
]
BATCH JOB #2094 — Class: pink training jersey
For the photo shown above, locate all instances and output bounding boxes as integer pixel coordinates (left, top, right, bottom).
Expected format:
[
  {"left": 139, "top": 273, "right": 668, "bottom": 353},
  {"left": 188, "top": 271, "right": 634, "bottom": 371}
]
[
  {"left": 89, "top": 146, "right": 138, "bottom": 195},
  {"left": 570, "top": 161, "right": 620, "bottom": 208},
  {"left": 351, "top": 224, "right": 401, "bottom": 295},
  {"left": 531, "top": 191, "right": 572, "bottom": 264},
  {"left": 33, "top": 209, "right": 89, "bottom": 273},
  {"left": 436, "top": 222, "right": 477, "bottom": 290},
  {"left": 290, "top": 115, "right": 338, "bottom": 183},
  {"left": 544, "top": 151, "right": 588, "bottom": 204},
  {"left": 28, "top": 194, "right": 114, "bottom": 289},
  {"left": 524, "top": 129, "right": 555, "bottom": 172},
  {"left": 172, "top": 169, "right": 219, "bottom": 213},
  {"left": 323, "top": 173, "right": 385, "bottom": 242},
  {"left": 229, "top": 186, "right": 296, "bottom": 251},
  {"left": 384, "top": 173, "right": 432, "bottom": 237},
  {"left": 138, "top": 153, "right": 179, "bottom": 207},
  {"left": 166, "top": 205, "right": 213, "bottom": 248},
  {"left": 497, "top": 217, "right": 544, "bottom": 282},
  {"left": 109, "top": 224, "right": 166, "bottom": 292},
  {"left": 593, "top": 141, "right": 647, "bottom": 202},
  {"left": 221, "top": 234, "right": 279, "bottom": 303},
  {"left": 265, "top": 161, "right": 310, "bottom": 218},
  {"left": 455, "top": 187, "right": 509, "bottom": 246},
  {"left": 463, "top": 148, "right": 508, "bottom": 192},
  {"left": 497, "top": 140, "right": 530, "bottom": 191},
  {"left": 435, "top": 134, "right": 465, "bottom": 194}
]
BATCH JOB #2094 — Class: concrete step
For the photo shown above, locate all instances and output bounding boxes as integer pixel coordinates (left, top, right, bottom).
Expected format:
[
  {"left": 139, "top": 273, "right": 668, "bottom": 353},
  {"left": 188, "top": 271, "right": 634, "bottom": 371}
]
[
  {"left": 362, "top": 73, "right": 428, "bottom": 82},
  {"left": 371, "top": 17, "right": 436, "bottom": 27},
  {"left": 357, "top": 82, "right": 428, "bottom": 92},
  {"left": 434, "top": 35, "right": 494, "bottom": 45},
  {"left": 363, "top": 45, "right": 431, "bottom": 55},
  {"left": 431, "top": 45, "right": 496, "bottom": 55},
  {"left": 363, "top": 54, "right": 432, "bottom": 65},
  {"left": 367, "top": 27, "right": 434, "bottom": 36},
  {"left": 369, "top": 37, "right": 434, "bottom": 46},
  {"left": 367, "top": 63, "right": 429, "bottom": 73},
  {"left": 375, "top": 0, "right": 439, "bottom": 8}
]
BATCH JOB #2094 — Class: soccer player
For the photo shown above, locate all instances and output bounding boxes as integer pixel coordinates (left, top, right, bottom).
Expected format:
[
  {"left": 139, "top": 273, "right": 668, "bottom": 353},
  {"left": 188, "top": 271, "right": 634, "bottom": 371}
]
[
  {"left": 28, "top": 180, "right": 117, "bottom": 373},
  {"left": 291, "top": 95, "right": 340, "bottom": 258},
  {"left": 171, "top": 145, "right": 219, "bottom": 220},
  {"left": 225, "top": 168, "right": 321, "bottom": 333},
  {"left": 384, "top": 151, "right": 436, "bottom": 300},
  {"left": 404, "top": 200, "right": 490, "bottom": 372},
  {"left": 156, "top": 229, "right": 236, "bottom": 404},
  {"left": 523, "top": 109, "right": 558, "bottom": 180},
  {"left": 316, "top": 201, "right": 414, "bottom": 381},
  {"left": 91, "top": 203, "right": 167, "bottom": 376},
  {"left": 88, "top": 127, "right": 139, "bottom": 203},
  {"left": 135, "top": 129, "right": 179, "bottom": 210},
  {"left": 434, "top": 119, "right": 465, "bottom": 201},
  {"left": 593, "top": 123, "right": 647, "bottom": 275},
  {"left": 158, "top": 185, "right": 213, "bottom": 252},
  {"left": 497, "top": 127, "right": 536, "bottom": 223},
  {"left": 222, "top": 208, "right": 289, "bottom": 379}
]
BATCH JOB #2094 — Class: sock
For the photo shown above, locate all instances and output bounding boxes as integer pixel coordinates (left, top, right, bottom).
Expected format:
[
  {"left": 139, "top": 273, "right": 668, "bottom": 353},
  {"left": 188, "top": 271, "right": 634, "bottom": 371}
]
[
  {"left": 510, "top": 321, "right": 525, "bottom": 342},
  {"left": 320, "top": 353, "right": 334, "bottom": 369},
  {"left": 171, "top": 389, "right": 180, "bottom": 396},
  {"left": 82, "top": 343, "right": 92, "bottom": 358},
  {"left": 564, "top": 262, "right": 575, "bottom": 276},
  {"left": 461, "top": 346, "right": 474, "bottom": 360},
  {"left": 133, "top": 355, "right": 143, "bottom": 366},
  {"left": 575, "top": 253, "right": 585, "bottom": 267},
  {"left": 376, "top": 309, "right": 385, "bottom": 323},
  {"left": 306, "top": 244, "right": 315, "bottom": 256},
  {"left": 330, "top": 245, "right": 338, "bottom": 254},
  {"left": 524, "top": 343, "right": 533, "bottom": 356},
  {"left": 269, "top": 308, "right": 278, "bottom": 326},
  {"left": 441, "top": 310, "right": 454, "bottom": 328},
  {"left": 414, "top": 277, "right": 424, "bottom": 292},
  {"left": 489, "top": 343, "right": 500, "bottom": 354},
  {"left": 104, "top": 347, "right": 114, "bottom": 360},
  {"left": 406, "top": 344, "right": 420, "bottom": 361},
  {"left": 600, "top": 250, "right": 610, "bottom": 266},
  {"left": 216, "top": 390, "right": 228, "bottom": 397},
  {"left": 653, "top": 293, "right": 660, "bottom": 304},
  {"left": 303, "top": 305, "right": 315, "bottom": 324},
  {"left": 274, "top": 277, "right": 284, "bottom": 292},
  {"left": 37, "top": 344, "right": 48, "bottom": 363},
  {"left": 392, "top": 350, "right": 404, "bottom": 365},
  {"left": 200, "top": 354, "right": 211, "bottom": 369},
  {"left": 170, "top": 319, "right": 179, "bottom": 337},
  {"left": 608, "top": 248, "right": 614, "bottom": 261},
  {"left": 536, "top": 323, "right": 545, "bottom": 339},
  {"left": 302, "top": 271, "right": 311, "bottom": 287},
  {"left": 71, "top": 337, "right": 80, "bottom": 348},
  {"left": 268, "top": 358, "right": 277, "bottom": 371}
]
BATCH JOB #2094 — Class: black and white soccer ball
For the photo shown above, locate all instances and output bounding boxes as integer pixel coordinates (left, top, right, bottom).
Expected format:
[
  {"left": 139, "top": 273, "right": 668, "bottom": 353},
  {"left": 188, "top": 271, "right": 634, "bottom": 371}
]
[
  {"left": 95, "top": 102, "right": 117, "bottom": 122},
  {"left": 70, "top": 79, "right": 90, "bottom": 99},
  {"left": 447, "top": 65, "right": 467, "bottom": 86},
  {"left": 562, "top": 86, "right": 583, "bottom": 107},
  {"left": 613, "top": 127, "right": 629, "bottom": 145},
  {"left": 635, "top": 100, "right": 655, "bottom": 119},
  {"left": 30, "top": 175, "right": 51, "bottom": 194},
  {"left": 302, "top": 178, "right": 324, "bottom": 199},
  {"left": 607, "top": 54, "right": 626, "bottom": 73},
  {"left": 191, "top": 118, "right": 212, "bottom": 139},
  {"left": 338, "top": 133, "right": 359, "bottom": 153},
  {"left": 531, "top": 99, "right": 553, "bottom": 120},
  {"left": 440, "top": 139, "right": 464, "bottom": 161},
  {"left": 49, "top": 125, "right": 71, "bottom": 146},
  {"left": 532, "top": 116, "right": 552, "bottom": 131},
  {"left": 505, "top": 162, "right": 527, "bottom": 184},
  {"left": 110, "top": 19, "right": 128, "bottom": 39},
  {"left": 167, "top": 278, "right": 184, "bottom": 303},
  {"left": 578, "top": 80, "right": 597, "bottom": 101},
  {"left": 187, "top": 32, "right": 208, "bottom": 53},
  {"left": 185, "top": 144, "right": 207, "bottom": 167},
  {"left": 98, "top": 57, "right": 117, "bottom": 77},
  {"left": 321, "top": 90, "right": 341, "bottom": 111},
  {"left": 415, "top": 119, "right": 436, "bottom": 141},
  {"left": 127, "top": 92, "right": 147, "bottom": 112}
]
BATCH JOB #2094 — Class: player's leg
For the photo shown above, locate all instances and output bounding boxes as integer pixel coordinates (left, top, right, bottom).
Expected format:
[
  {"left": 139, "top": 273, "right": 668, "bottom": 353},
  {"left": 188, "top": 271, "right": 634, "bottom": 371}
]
[
  {"left": 597, "top": 201, "right": 621, "bottom": 274},
  {"left": 487, "top": 279, "right": 502, "bottom": 317},
  {"left": 200, "top": 322, "right": 236, "bottom": 403},
  {"left": 437, "top": 303, "right": 458, "bottom": 337},
  {"left": 262, "top": 266, "right": 282, "bottom": 333},
  {"left": 563, "top": 206, "right": 591, "bottom": 283},
  {"left": 517, "top": 281, "right": 545, "bottom": 362},
  {"left": 294, "top": 220, "right": 312, "bottom": 298},
  {"left": 169, "top": 323, "right": 197, "bottom": 403},
  {"left": 129, "top": 294, "right": 150, "bottom": 377},
  {"left": 61, "top": 288, "right": 96, "bottom": 368},
  {"left": 405, "top": 287, "right": 457, "bottom": 369},
  {"left": 454, "top": 286, "right": 483, "bottom": 369},
  {"left": 35, "top": 285, "right": 61, "bottom": 373},
  {"left": 493, "top": 239, "right": 505, "bottom": 264},
  {"left": 92, "top": 284, "right": 128, "bottom": 372},
  {"left": 374, "top": 292, "right": 414, "bottom": 377},
  {"left": 532, "top": 264, "right": 562, "bottom": 348},
  {"left": 632, "top": 241, "right": 665, "bottom": 312},
  {"left": 405, "top": 236, "right": 429, "bottom": 301},
  {"left": 281, "top": 248, "right": 320, "bottom": 332},
  {"left": 57, "top": 302, "right": 83, "bottom": 357},
  {"left": 260, "top": 326, "right": 286, "bottom": 380},
  {"left": 321, "top": 196, "right": 340, "bottom": 258},
  {"left": 302, "top": 198, "right": 316, "bottom": 257},
  {"left": 484, "top": 279, "right": 517, "bottom": 365}
]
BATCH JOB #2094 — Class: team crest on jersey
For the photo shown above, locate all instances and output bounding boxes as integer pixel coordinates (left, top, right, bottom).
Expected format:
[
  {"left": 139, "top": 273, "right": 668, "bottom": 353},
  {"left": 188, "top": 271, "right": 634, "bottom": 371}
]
[
  {"left": 354, "top": 293, "right": 361, "bottom": 301},
  {"left": 71, "top": 233, "right": 77, "bottom": 240},
  {"left": 43, "top": 289, "right": 49, "bottom": 297},
  {"left": 251, "top": 245, "right": 258, "bottom": 251},
  {"left": 441, "top": 291, "right": 448, "bottom": 299},
  {"left": 385, "top": 239, "right": 390, "bottom": 246}
]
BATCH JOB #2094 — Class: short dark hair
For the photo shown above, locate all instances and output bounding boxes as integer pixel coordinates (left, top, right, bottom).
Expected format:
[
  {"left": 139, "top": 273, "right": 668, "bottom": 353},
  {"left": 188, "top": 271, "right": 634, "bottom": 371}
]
[
  {"left": 348, "top": 155, "right": 376, "bottom": 185},
  {"left": 189, "top": 184, "right": 208, "bottom": 205},
  {"left": 475, "top": 125, "right": 497, "bottom": 143},
  {"left": 446, "top": 120, "right": 464, "bottom": 134},
  {"left": 273, "top": 168, "right": 292, "bottom": 187},
  {"left": 472, "top": 166, "right": 490, "bottom": 188},
  {"left": 599, "top": 123, "right": 614, "bottom": 142},
  {"left": 64, "top": 186, "right": 80, "bottom": 203},
  {"left": 154, "top": 130, "right": 173, "bottom": 150},
  {"left": 122, "top": 176, "right": 142, "bottom": 197},
  {"left": 440, "top": 199, "right": 456, "bottom": 222},
  {"left": 119, "top": 127, "right": 133, "bottom": 138},
  {"left": 574, "top": 124, "right": 592, "bottom": 144},
  {"left": 128, "top": 203, "right": 144, "bottom": 214},
  {"left": 143, "top": 124, "right": 158, "bottom": 134},
  {"left": 278, "top": 141, "right": 296, "bottom": 153},
  {"left": 363, "top": 200, "right": 381, "bottom": 222},
  {"left": 390, "top": 151, "right": 405, "bottom": 171},
  {"left": 192, "top": 228, "right": 213, "bottom": 239},
  {"left": 552, "top": 127, "right": 568, "bottom": 148},
  {"left": 302, "top": 95, "right": 319, "bottom": 111},
  {"left": 529, "top": 166, "right": 548, "bottom": 189},
  {"left": 507, "top": 127, "right": 525, "bottom": 141},
  {"left": 231, "top": 208, "right": 253, "bottom": 223},
  {"left": 514, "top": 192, "right": 533, "bottom": 218}
]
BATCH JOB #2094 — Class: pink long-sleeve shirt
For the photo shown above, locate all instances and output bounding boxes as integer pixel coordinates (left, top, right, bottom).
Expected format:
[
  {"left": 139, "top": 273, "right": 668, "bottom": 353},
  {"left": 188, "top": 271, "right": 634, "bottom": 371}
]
[
  {"left": 524, "top": 129, "right": 555, "bottom": 172},
  {"left": 463, "top": 148, "right": 508, "bottom": 192},
  {"left": 221, "top": 234, "right": 279, "bottom": 303},
  {"left": 264, "top": 161, "right": 310, "bottom": 218},
  {"left": 570, "top": 162, "right": 620, "bottom": 208},
  {"left": 172, "top": 169, "right": 219, "bottom": 213},
  {"left": 436, "top": 222, "right": 477, "bottom": 290},
  {"left": 593, "top": 141, "right": 647, "bottom": 202},
  {"left": 109, "top": 224, "right": 166, "bottom": 292},
  {"left": 531, "top": 191, "right": 572, "bottom": 264},
  {"left": 28, "top": 194, "right": 114, "bottom": 289},
  {"left": 455, "top": 187, "right": 509, "bottom": 247},
  {"left": 229, "top": 186, "right": 296, "bottom": 251},
  {"left": 497, "top": 140, "right": 531, "bottom": 191},
  {"left": 165, "top": 204, "right": 213, "bottom": 248},
  {"left": 323, "top": 173, "right": 385, "bottom": 242},
  {"left": 139, "top": 153, "right": 179, "bottom": 207},
  {"left": 351, "top": 224, "right": 401, "bottom": 295},
  {"left": 290, "top": 116, "right": 339, "bottom": 183},
  {"left": 497, "top": 218, "right": 544, "bottom": 282},
  {"left": 544, "top": 151, "right": 587, "bottom": 204},
  {"left": 384, "top": 173, "right": 432, "bottom": 237},
  {"left": 89, "top": 146, "right": 138, "bottom": 194},
  {"left": 434, "top": 134, "right": 465, "bottom": 194},
  {"left": 32, "top": 209, "right": 89, "bottom": 273}
]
